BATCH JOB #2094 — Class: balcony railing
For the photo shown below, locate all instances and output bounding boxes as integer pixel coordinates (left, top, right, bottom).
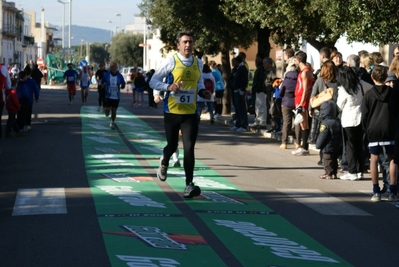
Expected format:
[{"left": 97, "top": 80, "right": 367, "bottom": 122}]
[
  {"left": 2, "top": 24, "right": 21, "bottom": 37},
  {"left": 22, "top": 36, "right": 35, "bottom": 46}
]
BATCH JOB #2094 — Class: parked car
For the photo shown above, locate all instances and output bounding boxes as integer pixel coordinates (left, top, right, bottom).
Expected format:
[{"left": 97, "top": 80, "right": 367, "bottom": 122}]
[{"left": 121, "top": 66, "right": 137, "bottom": 83}]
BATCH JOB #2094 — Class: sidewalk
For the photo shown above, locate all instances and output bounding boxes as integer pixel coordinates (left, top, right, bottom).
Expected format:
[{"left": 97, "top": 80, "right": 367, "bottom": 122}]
[{"left": 200, "top": 111, "right": 318, "bottom": 151}]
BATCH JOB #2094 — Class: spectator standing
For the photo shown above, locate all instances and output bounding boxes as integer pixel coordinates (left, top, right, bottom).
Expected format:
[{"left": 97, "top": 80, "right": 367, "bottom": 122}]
[
  {"left": 150, "top": 31, "right": 211, "bottom": 198},
  {"left": 362, "top": 65, "right": 397, "bottom": 202},
  {"left": 11, "top": 64, "right": 19, "bottom": 78},
  {"left": 0, "top": 63, "right": 12, "bottom": 148},
  {"left": 292, "top": 51, "right": 314, "bottom": 156},
  {"left": 336, "top": 66, "right": 364, "bottom": 181},
  {"left": 279, "top": 64, "right": 298, "bottom": 149},
  {"left": 230, "top": 55, "right": 249, "bottom": 132},
  {"left": 209, "top": 60, "right": 224, "bottom": 118},
  {"left": 249, "top": 54, "right": 266, "bottom": 129},
  {"left": 101, "top": 62, "right": 126, "bottom": 130},
  {"left": 31, "top": 64, "right": 43, "bottom": 94},
  {"left": 197, "top": 64, "right": 215, "bottom": 124},
  {"left": 316, "top": 100, "right": 342, "bottom": 179},
  {"left": 5, "top": 79, "right": 23, "bottom": 137},
  {"left": 146, "top": 69, "right": 156, "bottom": 108},
  {"left": 134, "top": 70, "right": 146, "bottom": 107},
  {"left": 16, "top": 71, "right": 30, "bottom": 132},
  {"left": 23, "top": 66, "right": 39, "bottom": 130},
  {"left": 264, "top": 58, "right": 277, "bottom": 130}
]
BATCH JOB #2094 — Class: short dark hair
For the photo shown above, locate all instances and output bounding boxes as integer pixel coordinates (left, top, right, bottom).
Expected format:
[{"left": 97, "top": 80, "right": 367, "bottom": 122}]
[
  {"left": 295, "top": 51, "right": 307, "bottom": 64},
  {"left": 18, "top": 70, "right": 27, "bottom": 79},
  {"left": 235, "top": 55, "right": 243, "bottom": 63},
  {"left": 319, "top": 47, "right": 331, "bottom": 59},
  {"left": 238, "top": 52, "right": 246, "bottom": 59},
  {"left": 285, "top": 48, "right": 294, "bottom": 58},
  {"left": 371, "top": 65, "right": 388, "bottom": 83},
  {"left": 176, "top": 31, "right": 195, "bottom": 44}
]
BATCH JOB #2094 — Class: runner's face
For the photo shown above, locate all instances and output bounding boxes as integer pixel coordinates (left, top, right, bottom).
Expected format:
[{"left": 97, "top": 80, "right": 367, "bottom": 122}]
[
  {"left": 177, "top": 35, "right": 194, "bottom": 57},
  {"left": 110, "top": 64, "right": 118, "bottom": 74}
]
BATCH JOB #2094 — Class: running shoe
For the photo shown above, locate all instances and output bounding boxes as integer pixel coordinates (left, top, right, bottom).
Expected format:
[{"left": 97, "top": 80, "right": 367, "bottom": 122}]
[
  {"left": 340, "top": 172, "right": 358, "bottom": 181},
  {"left": 110, "top": 122, "right": 115, "bottom": 130},
  {"left": 388, "top": 193, "right": 398, "bottom": 202},
  {"left": 183, "top": 182, "right": 201, "bottom": 198},
  {"left": 230, "top": 126, "right": 238, "bottom": 131},
  {"left": 172, "top": 160, "right": 181, "bottom": 168},
  {"left": 157, "top": 164, "right": 168, "bottom": 181},
  {"left": 236, "top": 127, "right": 247, "bottom": 132}
]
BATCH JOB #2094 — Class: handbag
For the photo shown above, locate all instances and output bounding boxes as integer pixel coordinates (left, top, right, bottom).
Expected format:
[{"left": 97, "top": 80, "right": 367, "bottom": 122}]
[{"left": 310, "top": 87, "right": 334, "bottom": 108}]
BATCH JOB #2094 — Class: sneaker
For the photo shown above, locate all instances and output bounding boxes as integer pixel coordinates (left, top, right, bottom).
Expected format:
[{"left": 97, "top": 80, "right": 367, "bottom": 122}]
[
  {"left": 236, "top": 127, "right": 247, "bottom": 132},
  {"left": 279, "top": 144, "right": 287, "bottom": 149},
  {"left": 105, "top": 111, "right": 110, "bottom": 117},
  {"left": 357, "top": 172, "right": 364, "bottom": 180},
  {"left": 230, "top": 126, "right": 238, "bottom": 131},
  {"left": 157, "top": 165, "right": 168, "bottom": 181},
  {"left": 248, "top": 122, "right": 259, "bottom": 128},
  {"left": 172, "top": 160, "right": 181, "bottom": 168},
  {"left": 26, "top": 126, "right": 31, "bottom": 130},
  {"left": 292, "top": 148, "right": 309, "bottom": 156},
  {"left": 110, "top": 122, "right": 115, "bottom": 130},
  {"left": 388, "top": 193, "right": 397, "bottom": 202},
  {"left": 183, "top": 182, "right": 201, "bottom": 198},
  {"left": 340, "top": 172, "right": 358, "bottom": 181},
  {"left": 371, "top": 193, "right": 381, "bottom": 202}
]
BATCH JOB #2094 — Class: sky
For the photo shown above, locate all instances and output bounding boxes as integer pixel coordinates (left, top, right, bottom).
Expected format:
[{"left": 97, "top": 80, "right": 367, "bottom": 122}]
[{"left": 16, "top": 0, "right": 143, "bottom": 31}]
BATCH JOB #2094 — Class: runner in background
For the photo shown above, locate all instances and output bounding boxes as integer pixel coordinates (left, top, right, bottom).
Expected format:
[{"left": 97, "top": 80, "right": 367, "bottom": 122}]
[
  {"left": 63, "top": 63, "right": 79, "bottom": 105},
  {"left": 101, "top": 61, "right": 125, "bottom": 130},
  {"left": 80, "top": 65, "right": 91, "bottom": 104},
  {"left": 95, "top": 63, "right": 108, "bottom": 111}
]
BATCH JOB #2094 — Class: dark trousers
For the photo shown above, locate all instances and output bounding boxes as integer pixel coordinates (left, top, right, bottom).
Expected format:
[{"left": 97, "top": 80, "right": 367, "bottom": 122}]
[
  {"left": 148, "top": 88, "right": 157, "bottom": 108},
  {"left": 344, "top": 125, "right": 364, "bottom": 174},
  {"left": 26, "top": 105, "right": 33, "bottom": 126},
  {"left": 233, "top": 91, "right": 248, "bottom": 128},
  {"left": 161, "top": 112, "right": 198, "bottom": 185},
  {"left": 98, "top": 86, "right": 105, "bottom": 107},
  {"left": 0, "top": 101, "right": 4, "bottom": 139},
  {"left": 17, "top": 98, "right": 29, "bottom": 130},
  {"left": 6, "top": 111, "right": 19, "bottom": 133},
  {"left": 214, "top": 90, "right": 224, "bottom": 115},
  {"left": 323, "top": 152, "right": 338, "bottom": 175},
  {"left": 281, "top": 106, "right": 294, "bottom": 144}
]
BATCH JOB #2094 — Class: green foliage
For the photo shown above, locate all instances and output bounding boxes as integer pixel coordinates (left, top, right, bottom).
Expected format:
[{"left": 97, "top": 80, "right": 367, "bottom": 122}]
[
  {"left": 89, "top": 43, "right": 110, "bottom": 64},
  {"left": 108, "top": 33, "right": 144, "bottom": 66}
]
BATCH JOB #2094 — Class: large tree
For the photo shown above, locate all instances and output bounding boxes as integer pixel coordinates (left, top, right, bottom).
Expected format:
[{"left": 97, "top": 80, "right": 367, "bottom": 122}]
[
  {"left": 139, "top": 0, "right": 256, "bottom": 114},
  {"left": 221, "top": 0, "right": 399, "bottom": 52},
  {"left": 108, "top": 33, "right": 144, "bottom": 67}
]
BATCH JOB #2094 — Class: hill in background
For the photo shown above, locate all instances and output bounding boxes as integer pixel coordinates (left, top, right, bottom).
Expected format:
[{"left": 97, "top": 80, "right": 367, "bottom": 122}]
[{"left": 53, "top": 25, "right": 112, "bottom": 46}]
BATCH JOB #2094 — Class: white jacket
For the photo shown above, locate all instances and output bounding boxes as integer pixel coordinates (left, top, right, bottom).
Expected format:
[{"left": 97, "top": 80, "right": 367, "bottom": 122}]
[{"left": 336, "top": 84, "right": 363, "bottom": 127}]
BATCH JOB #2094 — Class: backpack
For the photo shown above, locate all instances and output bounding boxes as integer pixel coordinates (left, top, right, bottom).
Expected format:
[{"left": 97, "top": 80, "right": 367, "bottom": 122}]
[{"left": 204, "top": 78, "right": 214, "bottom": 94}]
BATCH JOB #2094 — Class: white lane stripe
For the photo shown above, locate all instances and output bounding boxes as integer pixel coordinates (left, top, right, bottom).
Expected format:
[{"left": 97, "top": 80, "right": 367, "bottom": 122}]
[
  {"left": 12, "top": 188, "right": 67, "bottom": 216},
  {"left": 277, "top": 189, "right": 371, "bottom": 216}
]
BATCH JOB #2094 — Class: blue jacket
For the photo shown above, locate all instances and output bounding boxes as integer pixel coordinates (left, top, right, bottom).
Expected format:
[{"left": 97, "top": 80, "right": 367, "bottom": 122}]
[
  {"left": 26, "top": 78, "right": 39, "bottom": 106},
  {"left": 16, "top": 79, "right": 29, "bottom": 99}
]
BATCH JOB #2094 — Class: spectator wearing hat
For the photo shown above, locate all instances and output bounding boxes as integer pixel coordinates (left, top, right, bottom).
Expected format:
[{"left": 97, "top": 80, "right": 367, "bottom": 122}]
[
  {"left": 134, "top": 70, "right": 146, "bottom": 107},
  {"left": 385, "top": 72, "right": 397, "bottom": 88}
]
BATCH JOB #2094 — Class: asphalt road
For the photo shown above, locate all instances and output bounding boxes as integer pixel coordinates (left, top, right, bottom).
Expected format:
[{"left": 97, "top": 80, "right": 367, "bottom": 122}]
[{"left": 0, "top": 85, "right": 398, "bottom": 267}]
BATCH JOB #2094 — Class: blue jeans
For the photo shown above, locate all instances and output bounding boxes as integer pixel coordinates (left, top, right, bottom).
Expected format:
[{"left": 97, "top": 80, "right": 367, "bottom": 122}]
[
  {"left": 196, "top": 101, "right": 214, "bottom": 121},
  {"left": 233, "top": 91, "right": 248, "bottom": 128}
]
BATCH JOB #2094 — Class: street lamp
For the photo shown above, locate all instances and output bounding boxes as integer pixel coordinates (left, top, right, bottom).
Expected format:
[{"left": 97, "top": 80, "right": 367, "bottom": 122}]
[
  {"left": 107, "top": 20, "right": 112, "bottom": 41},
  {"left": 57, "top": 0, "right": 70, "bottom": 48},
  {"left": 80, "top": 39, "right": 84, "bottom": 58},
  {"left": 116, "top": 13, "right": 121, "bottom": 32}
]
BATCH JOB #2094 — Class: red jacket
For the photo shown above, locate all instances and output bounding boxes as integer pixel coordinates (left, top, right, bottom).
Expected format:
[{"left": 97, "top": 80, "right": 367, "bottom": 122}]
[{"left": 5, "top": 88, "right": 20, "bottom": 112}]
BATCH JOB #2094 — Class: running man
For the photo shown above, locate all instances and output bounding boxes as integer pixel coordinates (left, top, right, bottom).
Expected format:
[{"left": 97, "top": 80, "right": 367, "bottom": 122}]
[
  {"left": 150, "top": 31, "right": 211, "bottom": 198},
  {"left": 63, "top": 63, "right": 79, "bottom": 105},
  {"left": 101, "top": 61, "right": 125, "bottom": 130},
  {"left": 95, "top": 63, "right": 108, "bottom": 111}
]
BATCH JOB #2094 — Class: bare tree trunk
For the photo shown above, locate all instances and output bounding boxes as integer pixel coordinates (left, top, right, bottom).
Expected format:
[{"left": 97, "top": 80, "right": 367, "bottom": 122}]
[{"left": 256, "top": 25, "right": 271, "bottom": 57}]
